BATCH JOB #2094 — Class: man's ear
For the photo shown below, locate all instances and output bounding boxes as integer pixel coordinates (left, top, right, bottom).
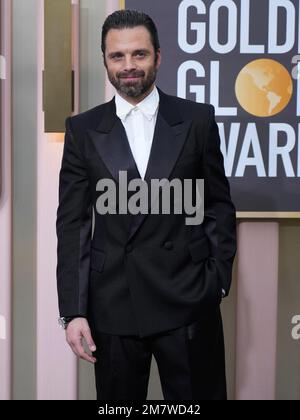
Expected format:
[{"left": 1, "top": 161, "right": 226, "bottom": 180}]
[
  {"left": 102, "top": 54, "right": 107, "bottom": 68},
  {"left": 155, "top": 49, "right": 161, "bottom": 68}
]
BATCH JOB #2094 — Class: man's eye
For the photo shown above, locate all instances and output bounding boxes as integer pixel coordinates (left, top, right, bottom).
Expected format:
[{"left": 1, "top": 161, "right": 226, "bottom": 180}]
[
  {"left": 112, "top": 54, "right": 123, "bottom": 60},
  {"left": 135, "top": 52, "right": 145, "bottom": 57}
]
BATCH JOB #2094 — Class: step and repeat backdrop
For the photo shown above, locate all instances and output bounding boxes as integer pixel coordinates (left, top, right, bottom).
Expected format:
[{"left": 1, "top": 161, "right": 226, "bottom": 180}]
[{"left": 125, "top": 0, "right": 300, "bottom": 216}]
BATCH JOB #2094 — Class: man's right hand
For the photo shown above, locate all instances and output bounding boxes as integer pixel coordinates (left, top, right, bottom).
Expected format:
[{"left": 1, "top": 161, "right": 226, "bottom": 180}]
[{"left": 65, "top": 317, "right": 97, "bottom": 364}]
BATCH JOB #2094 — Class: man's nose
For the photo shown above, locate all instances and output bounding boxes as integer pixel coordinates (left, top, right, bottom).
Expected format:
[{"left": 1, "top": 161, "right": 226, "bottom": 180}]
[{"left": 123, "top": 55, "right": 136, "bottom": 72}]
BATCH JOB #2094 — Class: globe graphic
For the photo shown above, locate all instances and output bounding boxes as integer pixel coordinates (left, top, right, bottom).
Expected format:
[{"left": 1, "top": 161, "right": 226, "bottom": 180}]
[{"left": 235, "top": 59, "right": 293, "bottom": 117}]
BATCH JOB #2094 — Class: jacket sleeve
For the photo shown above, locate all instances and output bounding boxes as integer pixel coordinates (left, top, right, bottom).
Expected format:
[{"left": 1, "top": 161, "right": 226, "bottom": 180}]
[
  {"left": 56, "top": 117, "right": 92, "bottom": 317},
  {"left": 202, "top": 105, "right": 237, "bottom": 296}
]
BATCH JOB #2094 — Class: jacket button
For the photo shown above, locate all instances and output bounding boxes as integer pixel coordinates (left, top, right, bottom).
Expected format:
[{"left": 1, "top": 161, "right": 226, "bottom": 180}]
[
  {"left": 125, "top": 244, "right": 133, "bottom": 253},
  {"left": 163, "top": 241, "right": 173, "bottom": 250}
]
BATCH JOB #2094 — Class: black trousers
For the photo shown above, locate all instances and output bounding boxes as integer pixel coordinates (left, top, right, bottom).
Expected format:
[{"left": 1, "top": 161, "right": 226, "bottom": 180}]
[{"left": 92, "top": 308, "right": 226, "bottom": 400}]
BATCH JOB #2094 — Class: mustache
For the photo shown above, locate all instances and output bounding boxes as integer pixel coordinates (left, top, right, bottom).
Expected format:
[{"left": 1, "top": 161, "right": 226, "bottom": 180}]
[{"left": 118, "top": 71, "right": 145, "bottom": 78}]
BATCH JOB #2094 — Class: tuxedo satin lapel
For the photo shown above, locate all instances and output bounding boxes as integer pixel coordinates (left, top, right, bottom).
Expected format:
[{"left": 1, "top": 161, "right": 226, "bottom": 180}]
[
  {"left": 127, "top": 113, "right": 192, "bottom": 243},
  {"left": 144, "top": 114, "right": 191, "bottom": 185},
  {"left": 88, "top": 119, "right": 141, "bottom": 186}
]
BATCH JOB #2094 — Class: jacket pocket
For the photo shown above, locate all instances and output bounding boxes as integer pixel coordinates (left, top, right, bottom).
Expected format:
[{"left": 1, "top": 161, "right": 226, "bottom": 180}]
[
  {"left": 187, "top": 236, "right": 210, "bottom": 263},
  {"left": 90, "top": 247, "right": 106, "bottom": 273}
]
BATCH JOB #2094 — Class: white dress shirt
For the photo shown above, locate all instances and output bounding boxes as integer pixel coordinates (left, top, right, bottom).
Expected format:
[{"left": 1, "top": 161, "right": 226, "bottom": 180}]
[{"left": 115, "top": 85, "right": 159, "bottom": 180}]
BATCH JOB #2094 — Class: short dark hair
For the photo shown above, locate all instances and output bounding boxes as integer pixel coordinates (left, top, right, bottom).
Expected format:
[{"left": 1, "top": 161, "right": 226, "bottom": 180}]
[{"left": 101, "top": 9, "right": 160, "bottom": 56}]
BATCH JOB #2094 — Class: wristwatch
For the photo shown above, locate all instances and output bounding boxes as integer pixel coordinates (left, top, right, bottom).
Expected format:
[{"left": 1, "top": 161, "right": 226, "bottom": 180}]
[{"left": 58, "top": 316, "right": 76, "bottom": 330}]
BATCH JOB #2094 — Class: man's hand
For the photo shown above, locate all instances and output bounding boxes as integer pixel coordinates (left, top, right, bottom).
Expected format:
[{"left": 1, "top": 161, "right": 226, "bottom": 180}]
[{"left": 66, "top": 317, "right": 97, "bottom": 364}]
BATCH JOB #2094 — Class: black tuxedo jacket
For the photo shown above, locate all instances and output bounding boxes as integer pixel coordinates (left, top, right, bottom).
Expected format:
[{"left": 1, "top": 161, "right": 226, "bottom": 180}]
[{"left": 56, "top": 87, "right": 237, "bottom": 338}]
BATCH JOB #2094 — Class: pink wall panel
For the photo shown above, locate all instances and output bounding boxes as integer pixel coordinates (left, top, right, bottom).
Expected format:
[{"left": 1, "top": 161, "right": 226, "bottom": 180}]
[
  {"left": 0, "top": 0, "right": 12, "bottom": 401},
  {"left": 235, "top": 222, "right": 279, "bottom": 400}
]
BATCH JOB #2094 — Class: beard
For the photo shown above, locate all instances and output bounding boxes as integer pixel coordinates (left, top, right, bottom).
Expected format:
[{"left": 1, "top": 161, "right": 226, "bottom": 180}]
[{"left": 107, "top": 65, "right": 157, "bottom": 98}]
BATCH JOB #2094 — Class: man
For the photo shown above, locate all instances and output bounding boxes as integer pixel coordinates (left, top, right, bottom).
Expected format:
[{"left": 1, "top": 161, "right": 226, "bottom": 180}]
[{"left": 56, "top": 10, "right": 237, "bottom": 400}]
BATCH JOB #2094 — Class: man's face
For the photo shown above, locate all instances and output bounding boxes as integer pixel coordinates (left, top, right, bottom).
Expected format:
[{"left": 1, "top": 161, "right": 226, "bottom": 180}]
[{"left": 104, "top": 26, "right": 161, "bottom": 101}]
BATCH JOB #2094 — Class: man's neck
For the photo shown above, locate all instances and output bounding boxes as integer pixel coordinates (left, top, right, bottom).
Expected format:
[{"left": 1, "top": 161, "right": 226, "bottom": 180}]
[{"left": 117, "top": 84, "right": 155, "bottom": 106}]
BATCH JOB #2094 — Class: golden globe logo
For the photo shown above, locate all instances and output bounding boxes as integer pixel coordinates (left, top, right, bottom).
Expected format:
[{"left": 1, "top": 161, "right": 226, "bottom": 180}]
[
  {"left": 235, "top": 59, "right": 293, "bottom": 117},
  {"left": 176, "top": 0, "right": 300, "bottom": 179}
]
